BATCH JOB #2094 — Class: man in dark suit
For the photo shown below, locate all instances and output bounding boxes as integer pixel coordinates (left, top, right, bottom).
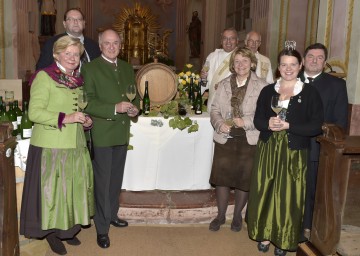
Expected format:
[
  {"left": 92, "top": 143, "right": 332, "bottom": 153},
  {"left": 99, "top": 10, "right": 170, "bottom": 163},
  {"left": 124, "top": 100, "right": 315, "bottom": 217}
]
[
  {"left": 36, "top": 8, "right": 101, "bottom": 70},
  {"left": 300, "top": 43, "right": 348, "bottom": 239},
  {"left": 82, "top": 29, "right": 140, "bottom": 249}
]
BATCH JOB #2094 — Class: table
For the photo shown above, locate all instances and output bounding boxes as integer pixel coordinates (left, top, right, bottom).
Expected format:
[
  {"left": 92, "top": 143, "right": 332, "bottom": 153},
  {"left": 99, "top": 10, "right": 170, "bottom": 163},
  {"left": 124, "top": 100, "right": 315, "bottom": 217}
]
[
  {"left": 123, "top": 114, "right": 214, "bottom": 191},
  {"left": 13, "top": 114, "right": 215, "bottom": 191}
]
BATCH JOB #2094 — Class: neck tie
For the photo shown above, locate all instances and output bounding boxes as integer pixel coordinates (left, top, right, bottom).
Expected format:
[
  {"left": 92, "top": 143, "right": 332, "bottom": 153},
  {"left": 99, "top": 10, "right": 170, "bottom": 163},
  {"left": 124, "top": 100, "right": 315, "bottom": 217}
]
[
  {"left": 81, "top": 50, "right": 89, "bottom": 65},
  {"left": 308, "top": 77, "right": 314, "bottom": 83}
]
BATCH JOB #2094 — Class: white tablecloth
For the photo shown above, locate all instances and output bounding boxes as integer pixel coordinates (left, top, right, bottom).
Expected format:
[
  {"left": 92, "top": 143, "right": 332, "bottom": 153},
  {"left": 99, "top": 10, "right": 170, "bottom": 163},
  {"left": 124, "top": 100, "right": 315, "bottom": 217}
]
[
  {"left": 13, "top": 115, "right": 215, "bottom": 191},
  {"left": 123, "top": 114, "right": 214, "bottom": 191}
]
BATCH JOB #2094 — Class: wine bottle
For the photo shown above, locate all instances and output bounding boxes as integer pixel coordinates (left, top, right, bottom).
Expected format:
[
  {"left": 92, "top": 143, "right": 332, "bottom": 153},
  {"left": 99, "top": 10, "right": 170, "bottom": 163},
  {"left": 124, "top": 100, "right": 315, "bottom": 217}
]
[
  {"left": 143, "top": 81, "right": 150, "bottom": 115},
  {"left": 0, "top": 98, "right": 3, "bottom": 116},
  {"left": 21, "top": 101, "right": 33, "bottom": 139},
  {"left": 188, "top": 78, "right": 195, "bottom": 109},
  {"left": 8, "top": 102, "right": 18, "bottom": 136},
  {"left": 14, "top": 100, "right": 23, "bottom": 128},
  {"left": 194, "top": 83, "right": 202, "bottom": 115},
  {"left": 0, "top": 102, "right": 9, "bottom": 121}
]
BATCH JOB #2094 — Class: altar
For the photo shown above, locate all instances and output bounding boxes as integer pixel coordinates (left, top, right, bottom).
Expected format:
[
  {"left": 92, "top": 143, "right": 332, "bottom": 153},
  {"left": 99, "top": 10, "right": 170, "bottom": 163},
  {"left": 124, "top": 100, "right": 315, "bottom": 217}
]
[{"left": 14, "top": 114, "right": 215, "bottom": 191}]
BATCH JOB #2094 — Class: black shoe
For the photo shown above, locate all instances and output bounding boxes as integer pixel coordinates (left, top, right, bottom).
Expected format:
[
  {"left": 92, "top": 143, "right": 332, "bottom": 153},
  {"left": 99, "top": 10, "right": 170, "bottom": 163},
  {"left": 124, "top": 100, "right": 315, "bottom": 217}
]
[
  {"left": 110, "top": 218, "right": 128, "bottom": 228},
  {"left": 230, "top": 217, "right": 242, "bottom": 232},
  {"left": 274, "top": 247, "right": 287, "bottom": 256},
  {"left": 209, "top": 217, "right": 226, "bottom": 231},
  {"left": 257, "top": 242, "right": 270, "bottom": 253},
  {"left": 97, "top": 234, "right": 110, "bottom": 249},
  {"left": 65, "top": 236, "right": 81, "bottom": 246},
  {"left": 46, "top": 233, "right": 67, "bottom": 255}
]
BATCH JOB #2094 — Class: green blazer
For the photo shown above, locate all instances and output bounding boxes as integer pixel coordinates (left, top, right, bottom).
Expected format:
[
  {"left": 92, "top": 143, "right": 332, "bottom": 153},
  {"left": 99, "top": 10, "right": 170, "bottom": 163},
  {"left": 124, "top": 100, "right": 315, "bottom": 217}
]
[
  {"left": 81, "top": 57, "right": 140, "bottom": 147},
  {"left": 29, "top": 71, "right": 84, "bottom": 149}
]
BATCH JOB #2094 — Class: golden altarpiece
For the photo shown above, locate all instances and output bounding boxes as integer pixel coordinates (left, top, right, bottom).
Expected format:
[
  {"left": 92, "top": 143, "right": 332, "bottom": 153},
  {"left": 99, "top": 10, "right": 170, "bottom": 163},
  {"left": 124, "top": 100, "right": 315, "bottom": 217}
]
[{"left": 112, "top": 3, "right": 172, "bottom": 65}]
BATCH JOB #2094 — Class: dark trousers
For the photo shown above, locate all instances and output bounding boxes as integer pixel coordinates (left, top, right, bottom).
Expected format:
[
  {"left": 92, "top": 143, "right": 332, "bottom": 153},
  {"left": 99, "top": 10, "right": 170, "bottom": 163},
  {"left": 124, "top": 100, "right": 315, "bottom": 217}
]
[
  {"left": 92, "top": 145, "right": 127, "bottom": 235},
  {"left": 303, "top": 161, "right": 319, "bottom": 230}
]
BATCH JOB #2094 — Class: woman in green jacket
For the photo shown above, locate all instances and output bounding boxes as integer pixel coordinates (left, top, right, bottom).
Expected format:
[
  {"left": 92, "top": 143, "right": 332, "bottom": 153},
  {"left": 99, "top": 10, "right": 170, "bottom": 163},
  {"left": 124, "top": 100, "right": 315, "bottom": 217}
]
[{"left": 20, "top": 36, "right": 94, "bottom": 255}]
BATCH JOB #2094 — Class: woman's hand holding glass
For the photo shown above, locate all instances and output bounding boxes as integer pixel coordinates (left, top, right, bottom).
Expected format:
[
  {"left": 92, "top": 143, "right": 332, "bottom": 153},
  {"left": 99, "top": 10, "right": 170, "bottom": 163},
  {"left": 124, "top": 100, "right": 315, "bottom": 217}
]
[
  {"left": 221, "top": 110, "right": 234, "bottom": 138},
  {"left": 78, "top": 91, "right": 88, "bottom": 112}
]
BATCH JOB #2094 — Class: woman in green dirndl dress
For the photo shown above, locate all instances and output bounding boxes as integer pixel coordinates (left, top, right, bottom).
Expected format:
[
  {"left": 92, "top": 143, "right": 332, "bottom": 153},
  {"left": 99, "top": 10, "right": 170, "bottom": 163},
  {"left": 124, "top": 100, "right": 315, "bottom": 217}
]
[
  {"left": 20, "top": 36, "right": 94, "bottom": 255},
  {"left": 247, "top": 47, "right": 324, "bottom": 255}
]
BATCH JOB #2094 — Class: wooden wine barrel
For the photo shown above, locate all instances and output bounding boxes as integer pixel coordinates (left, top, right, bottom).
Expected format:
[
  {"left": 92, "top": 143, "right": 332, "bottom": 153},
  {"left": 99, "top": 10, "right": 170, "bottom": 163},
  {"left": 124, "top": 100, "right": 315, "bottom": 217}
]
[{"left": 136, "top": 63, "right": 177, "bottom": 105}]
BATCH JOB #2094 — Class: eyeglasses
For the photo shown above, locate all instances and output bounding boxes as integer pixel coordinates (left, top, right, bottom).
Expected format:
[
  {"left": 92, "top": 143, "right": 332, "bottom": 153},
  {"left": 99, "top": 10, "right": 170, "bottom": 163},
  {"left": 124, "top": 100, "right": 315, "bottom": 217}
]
[
  {"left": 246, "top": 39, "right": 261, "bottom": 45},
  {"left": 66, "top": 17, "right": 83, "bottom": 23}
]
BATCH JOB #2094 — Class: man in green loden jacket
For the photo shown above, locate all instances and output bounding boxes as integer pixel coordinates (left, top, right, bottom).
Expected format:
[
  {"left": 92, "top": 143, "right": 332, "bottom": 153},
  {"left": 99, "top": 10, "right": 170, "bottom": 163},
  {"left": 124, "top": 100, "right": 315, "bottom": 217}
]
[{"left": 82, "top": 28, "right": 140, "bottom": 249}]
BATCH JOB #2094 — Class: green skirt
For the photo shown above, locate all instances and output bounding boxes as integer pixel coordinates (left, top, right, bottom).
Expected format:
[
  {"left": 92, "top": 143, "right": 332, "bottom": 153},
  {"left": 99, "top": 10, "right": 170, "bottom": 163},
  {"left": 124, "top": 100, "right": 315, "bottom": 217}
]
[
  {"left": 247, "top": 131, "right": 307, "bottom": 250},
  {"left": 40, "top": 126, "right": 94, "bottom": 230}
]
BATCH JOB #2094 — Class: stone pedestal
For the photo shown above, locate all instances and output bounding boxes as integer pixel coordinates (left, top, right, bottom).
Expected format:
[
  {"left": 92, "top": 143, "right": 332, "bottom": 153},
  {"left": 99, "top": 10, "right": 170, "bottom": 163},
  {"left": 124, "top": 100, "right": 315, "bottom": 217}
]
[{"left": 118, "top": 189, "right": 235, "bottom": 224}]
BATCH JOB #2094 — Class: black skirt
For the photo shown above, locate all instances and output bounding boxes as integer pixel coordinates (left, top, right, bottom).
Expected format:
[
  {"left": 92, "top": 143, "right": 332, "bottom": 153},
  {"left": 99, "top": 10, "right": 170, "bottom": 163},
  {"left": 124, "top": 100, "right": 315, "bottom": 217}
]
[{"left": 209, "top": 128, "right": 256, "bottom": 191}]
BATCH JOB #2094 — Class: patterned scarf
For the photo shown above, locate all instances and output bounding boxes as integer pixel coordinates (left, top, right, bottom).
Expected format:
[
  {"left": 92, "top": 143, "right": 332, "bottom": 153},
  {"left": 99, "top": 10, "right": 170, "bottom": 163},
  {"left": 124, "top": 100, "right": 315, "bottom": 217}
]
[
  {"left": 230, "top": 73, "right": 250, "bottom": 118},
  {"left": 29, "top": 62, "right": 83, "bottom": 89}
]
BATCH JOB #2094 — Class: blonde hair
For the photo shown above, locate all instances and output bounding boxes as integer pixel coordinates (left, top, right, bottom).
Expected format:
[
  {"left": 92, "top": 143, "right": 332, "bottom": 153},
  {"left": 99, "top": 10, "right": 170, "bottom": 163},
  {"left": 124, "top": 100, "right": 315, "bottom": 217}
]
[
  {"left": 53, "top": 36, "right": 84, "bottom": 59},
  {"left": 229, "top": 47, "right": 257, "bottom": 73}
]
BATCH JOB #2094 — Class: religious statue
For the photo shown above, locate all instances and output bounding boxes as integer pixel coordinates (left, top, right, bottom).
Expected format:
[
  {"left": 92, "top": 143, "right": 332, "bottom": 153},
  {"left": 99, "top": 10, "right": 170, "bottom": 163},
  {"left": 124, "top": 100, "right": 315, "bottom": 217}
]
[
  {"left": 113, "top": 3, "right": 172, "bottom": 65},
  {"left": 124, "top": 10, "right": 148, "bottom": 65},
  {"left": 188, "top": 11, "right": 201, "bottom": 58}
]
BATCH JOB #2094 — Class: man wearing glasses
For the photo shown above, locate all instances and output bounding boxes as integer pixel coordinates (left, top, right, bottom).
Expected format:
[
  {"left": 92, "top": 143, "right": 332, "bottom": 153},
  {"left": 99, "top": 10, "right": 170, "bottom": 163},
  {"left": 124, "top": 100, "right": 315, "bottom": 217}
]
[
  {"left": 36, "top": 8, "right": 101, "bottom": 70},
  {"left": 201, "top": 27, "right": 239, "bottom": 112},
  {"left": 244, "top": 31, "right": 273, "bottom": 84}
]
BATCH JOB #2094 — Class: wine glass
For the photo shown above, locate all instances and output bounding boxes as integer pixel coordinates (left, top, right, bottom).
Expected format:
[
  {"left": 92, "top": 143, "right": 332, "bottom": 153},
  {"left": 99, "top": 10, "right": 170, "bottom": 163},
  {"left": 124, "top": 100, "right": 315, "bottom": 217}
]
[
  {"left": 126, "top": 84, "right": 137, "bottom": 102},
  {"left": 223, "top": 110, "right": 234, "bottom": 139},
  {"left": 78, "top": 91, "right": 88, "bottom": 112},
  {"left": 271, "top": 94, "right": 286, "bottom": 121},
  {"left": 271, "top": 95, "right": 283, "bottom": 115},
  {"left": 201, "top": 61, "right": 210, "bottom": 85}
]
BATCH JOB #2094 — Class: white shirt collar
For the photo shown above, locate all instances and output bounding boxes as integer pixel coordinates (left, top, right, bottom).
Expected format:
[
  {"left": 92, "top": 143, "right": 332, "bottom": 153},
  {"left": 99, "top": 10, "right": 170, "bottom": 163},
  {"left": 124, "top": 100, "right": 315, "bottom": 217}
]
[
  {"left": 275, "top": 78, "right": 304, "bottom": 96},
  {"left": 304, "top": 71, "right": 321, "bottom": 83},
  {"left": 101, "top": 55, "right": 117, "bottom": 66},
  {"left": 66, "top": 33, "right": 84, "bottom": 44},
  {"left": 55, "top": 61, "right": 74, "bottom": 75}
]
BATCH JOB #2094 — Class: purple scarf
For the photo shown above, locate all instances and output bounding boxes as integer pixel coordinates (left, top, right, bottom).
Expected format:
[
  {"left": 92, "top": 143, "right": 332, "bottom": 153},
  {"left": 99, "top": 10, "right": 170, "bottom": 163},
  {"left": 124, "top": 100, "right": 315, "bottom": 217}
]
[{"left": 29, "top": 62, "right": 83, "bottom": 89}]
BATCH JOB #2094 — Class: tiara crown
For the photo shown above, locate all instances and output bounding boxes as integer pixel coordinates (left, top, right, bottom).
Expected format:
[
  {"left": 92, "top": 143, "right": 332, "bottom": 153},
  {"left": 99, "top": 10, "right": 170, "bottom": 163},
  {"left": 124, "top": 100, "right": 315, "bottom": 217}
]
[{"left": 285, "top": 40, "right": 296, "bottom": 50}]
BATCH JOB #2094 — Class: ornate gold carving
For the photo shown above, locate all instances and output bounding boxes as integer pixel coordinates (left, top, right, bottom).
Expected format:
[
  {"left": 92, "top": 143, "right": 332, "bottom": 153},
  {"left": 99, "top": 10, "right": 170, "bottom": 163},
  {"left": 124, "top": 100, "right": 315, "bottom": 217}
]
[
  {"left": 112, "top": 2, "right": 172, "bottom": 65},
  {"left": 327, "top": 60, "right": 347, "bottom": 74}
]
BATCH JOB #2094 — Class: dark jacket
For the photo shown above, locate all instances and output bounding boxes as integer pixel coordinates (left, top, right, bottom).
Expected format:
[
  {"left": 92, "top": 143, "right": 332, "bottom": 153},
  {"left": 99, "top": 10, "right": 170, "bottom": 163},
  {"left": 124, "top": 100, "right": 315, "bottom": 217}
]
[
  {"left": 299, "top": 71, "right": 348, "bottom": 160},
  {"left": 254, "top": 82, "right": 324, "bottom": 150},
  {"left": 36, "top": 33, "right": 101, "bottom": 70}
]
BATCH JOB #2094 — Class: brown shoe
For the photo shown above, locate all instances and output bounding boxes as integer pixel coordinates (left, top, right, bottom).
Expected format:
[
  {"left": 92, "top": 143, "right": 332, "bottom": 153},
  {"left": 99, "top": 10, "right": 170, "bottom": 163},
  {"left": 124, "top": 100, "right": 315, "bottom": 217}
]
[
  {"left": 46, "top": 233, "right": 67, "bottom": 255},
  {"left": 209, "top": 217, "right": 226, "bottom": 231}
]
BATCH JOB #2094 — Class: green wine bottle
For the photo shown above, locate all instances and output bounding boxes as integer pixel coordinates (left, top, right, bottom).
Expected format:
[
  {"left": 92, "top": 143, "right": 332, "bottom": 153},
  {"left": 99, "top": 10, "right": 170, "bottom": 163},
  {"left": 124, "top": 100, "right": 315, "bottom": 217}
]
[
  {"left": 0, "top": 102, "right": 9, "bottom": 121},
  {"left": 194, "top": 83, "right": 202, "bottom": 115},
  {"left": 21, "top": 101, "right": 33, "bottom": 139},
  {"left": 188, "top": 78, "right": 195, "bottom": 109},
  {"left": 143, "top": 81, "right": 150, "bottom": 115},
  {"left": 8, "top": 102, "right": 18, "bottom": 136},
  {"left": 14, "top": 100, "right": 23, "bottom": 129},
  {"left": 0, "top": 98, "right": 3, "bottom": 116}
]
